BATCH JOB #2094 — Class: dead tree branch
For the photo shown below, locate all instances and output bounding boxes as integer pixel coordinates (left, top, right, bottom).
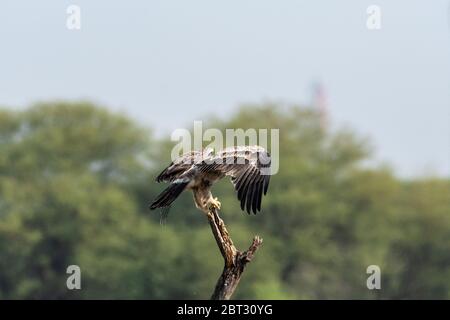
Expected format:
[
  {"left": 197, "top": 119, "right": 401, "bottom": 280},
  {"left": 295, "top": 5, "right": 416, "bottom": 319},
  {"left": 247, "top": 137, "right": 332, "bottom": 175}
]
[{"left": 205, "top": 206, "right": 263, "bottom": 300}]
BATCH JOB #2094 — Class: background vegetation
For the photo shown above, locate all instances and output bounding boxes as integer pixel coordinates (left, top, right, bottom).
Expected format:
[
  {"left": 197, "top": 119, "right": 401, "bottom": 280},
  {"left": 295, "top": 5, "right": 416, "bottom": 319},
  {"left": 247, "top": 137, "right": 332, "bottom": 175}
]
[{"left": 0, "top": 101, "right": 448, "bottom": 299}]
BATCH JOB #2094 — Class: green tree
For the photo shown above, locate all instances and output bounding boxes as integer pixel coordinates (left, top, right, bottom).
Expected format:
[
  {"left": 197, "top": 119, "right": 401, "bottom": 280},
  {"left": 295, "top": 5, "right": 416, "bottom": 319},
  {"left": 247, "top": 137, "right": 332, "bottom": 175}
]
[{"left": 1, "top": 101, "right": 449, "bottom": 299}]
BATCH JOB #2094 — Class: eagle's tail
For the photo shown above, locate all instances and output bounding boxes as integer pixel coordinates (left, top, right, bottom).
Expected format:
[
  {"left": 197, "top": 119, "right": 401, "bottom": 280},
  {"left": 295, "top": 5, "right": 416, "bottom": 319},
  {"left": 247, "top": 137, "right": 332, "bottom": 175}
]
[{"left": 149, "top": 181, "right": 188, "bottom": 210}]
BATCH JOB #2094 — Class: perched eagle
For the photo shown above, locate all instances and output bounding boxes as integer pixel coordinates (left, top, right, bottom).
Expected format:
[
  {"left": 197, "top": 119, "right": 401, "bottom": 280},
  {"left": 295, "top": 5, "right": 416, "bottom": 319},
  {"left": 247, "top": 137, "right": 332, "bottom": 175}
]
[{"left": 149, "top": 146, "right": 271, "bottom": 214}]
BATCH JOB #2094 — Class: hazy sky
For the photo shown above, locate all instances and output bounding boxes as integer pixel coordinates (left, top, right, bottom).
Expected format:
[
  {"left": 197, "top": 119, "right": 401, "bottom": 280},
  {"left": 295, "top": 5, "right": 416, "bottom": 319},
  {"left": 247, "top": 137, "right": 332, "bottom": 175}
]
[{"left": 1, "top": 1, "right": 449, "bottom": 177}]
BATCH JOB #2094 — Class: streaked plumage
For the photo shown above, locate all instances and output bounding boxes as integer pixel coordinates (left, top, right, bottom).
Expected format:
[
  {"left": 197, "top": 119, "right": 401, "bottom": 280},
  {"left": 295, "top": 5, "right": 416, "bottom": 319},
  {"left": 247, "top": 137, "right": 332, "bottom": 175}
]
[{"left": 149, "top": 146, "right": 271, "bottom": 214}]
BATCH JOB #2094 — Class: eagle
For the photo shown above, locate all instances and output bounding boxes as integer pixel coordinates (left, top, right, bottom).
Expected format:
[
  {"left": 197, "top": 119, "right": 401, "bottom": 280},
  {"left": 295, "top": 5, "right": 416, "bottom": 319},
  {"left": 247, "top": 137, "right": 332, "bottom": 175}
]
[{"left": 149, "top": 146, "right": 271, "bottom": 214}]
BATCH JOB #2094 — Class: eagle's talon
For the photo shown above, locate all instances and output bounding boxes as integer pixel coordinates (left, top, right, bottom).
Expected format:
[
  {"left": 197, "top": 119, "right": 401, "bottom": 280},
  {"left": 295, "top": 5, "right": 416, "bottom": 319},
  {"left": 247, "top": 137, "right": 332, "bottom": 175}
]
[{"left": 207, "top": 197, "right": 221, "bottom": 211}]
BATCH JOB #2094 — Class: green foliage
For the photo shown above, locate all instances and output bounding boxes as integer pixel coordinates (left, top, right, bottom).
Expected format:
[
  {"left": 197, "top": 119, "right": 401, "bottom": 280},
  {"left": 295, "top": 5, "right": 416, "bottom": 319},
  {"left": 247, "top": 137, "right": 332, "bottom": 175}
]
[{"left": 0, "top": 101, "right": 448, "bottom": 299}]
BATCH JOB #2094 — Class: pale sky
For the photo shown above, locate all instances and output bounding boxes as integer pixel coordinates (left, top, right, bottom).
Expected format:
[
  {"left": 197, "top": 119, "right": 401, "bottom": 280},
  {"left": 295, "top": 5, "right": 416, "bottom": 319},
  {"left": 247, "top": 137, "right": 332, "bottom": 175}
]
[{"left": 0, "top": 0, "right": 449, "bottom": 177}]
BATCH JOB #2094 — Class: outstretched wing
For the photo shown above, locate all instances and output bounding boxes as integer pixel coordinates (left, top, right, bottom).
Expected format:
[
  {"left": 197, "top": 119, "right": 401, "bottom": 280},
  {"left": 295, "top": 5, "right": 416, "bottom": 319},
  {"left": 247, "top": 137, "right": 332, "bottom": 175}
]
[
  {"left": 196, "top": 146, "right": 271, "bottom": 214},
  {"left": 155, "top": 149, "right": 211, "bottom": 183},
  {"left": 156, "top": 161, "right": 191, "bottom": 183}
]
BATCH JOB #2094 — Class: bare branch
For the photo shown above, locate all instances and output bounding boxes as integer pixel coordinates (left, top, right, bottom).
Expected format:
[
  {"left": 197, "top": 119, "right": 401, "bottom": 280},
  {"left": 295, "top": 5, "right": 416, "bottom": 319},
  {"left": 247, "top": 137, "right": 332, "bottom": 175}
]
[{"left": 205, "top": 206, "right": 263, "bottom": 300}]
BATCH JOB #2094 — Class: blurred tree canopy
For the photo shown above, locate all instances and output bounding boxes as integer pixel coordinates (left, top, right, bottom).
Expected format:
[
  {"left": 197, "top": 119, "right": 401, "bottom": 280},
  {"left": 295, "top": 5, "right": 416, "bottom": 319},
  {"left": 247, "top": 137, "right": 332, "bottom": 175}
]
[{"left": 0, "top": 101, "right": 449, "bottom": 299}]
